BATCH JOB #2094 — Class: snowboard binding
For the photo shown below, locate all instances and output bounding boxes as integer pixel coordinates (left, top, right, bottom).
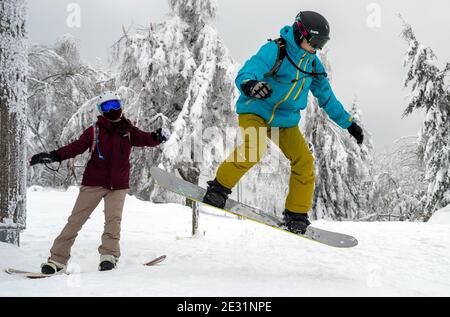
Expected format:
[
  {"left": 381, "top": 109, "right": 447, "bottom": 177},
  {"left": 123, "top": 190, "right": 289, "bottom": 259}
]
[
  {"left": 41, "top": 260, "right": 66, "bottom": 275},
  {"left": 203, "top": 179, "right": 232, "bottom": 209},
  {"left": 283, "top": 210, "right": 311, "bottom": 235}
]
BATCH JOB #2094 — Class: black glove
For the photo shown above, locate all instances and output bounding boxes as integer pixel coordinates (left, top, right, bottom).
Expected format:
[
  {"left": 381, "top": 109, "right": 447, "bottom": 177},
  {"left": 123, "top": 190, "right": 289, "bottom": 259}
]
[
  {"left": 348, "top": 122, "right": 364, "bottom": 145},
  {"left": 153, "top": 128, "right": 171, "bottom": 144},
  {"left": 30, "top": 151, "right": 61, "bottom": 166},
  {"left": 241, "top": 80, "right": 273, "bottom": 99}
]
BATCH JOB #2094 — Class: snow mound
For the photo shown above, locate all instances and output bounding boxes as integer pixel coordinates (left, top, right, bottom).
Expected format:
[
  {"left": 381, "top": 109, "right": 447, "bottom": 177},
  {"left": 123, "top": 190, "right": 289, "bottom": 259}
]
[{"left": 428, "top": 205, "right": 450, "bottom": 224}]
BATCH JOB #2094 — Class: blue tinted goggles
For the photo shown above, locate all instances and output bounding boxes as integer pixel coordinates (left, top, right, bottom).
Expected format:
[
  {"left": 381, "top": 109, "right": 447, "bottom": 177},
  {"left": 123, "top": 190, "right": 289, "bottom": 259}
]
[{"left": 99, "top": 100, "right": 122, "bottom": 113}]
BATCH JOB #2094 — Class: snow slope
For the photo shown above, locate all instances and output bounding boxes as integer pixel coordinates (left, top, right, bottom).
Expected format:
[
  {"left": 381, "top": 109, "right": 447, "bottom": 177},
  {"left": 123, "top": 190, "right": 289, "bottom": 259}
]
[
  {"left": 0, "top": 187, "right": 449, "bottom": 297},
  {"left": 429, "top": 204, "right": 450, "bottom": 225}
]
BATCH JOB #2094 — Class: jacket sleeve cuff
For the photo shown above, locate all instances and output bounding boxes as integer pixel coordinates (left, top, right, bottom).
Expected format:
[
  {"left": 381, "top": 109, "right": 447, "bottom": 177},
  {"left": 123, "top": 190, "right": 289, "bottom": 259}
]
[
  {"left": 55, "top": 149, "right": 66, "bottom": 162},
  {"left": 51, "top": 150, "right": 63, "bottom": 162},
  {"left": 150, "top": 132, "right": 162, "bottom": 145},
  {"left": 341, "top": 116, "right": 354, "bottom": 129},
  {"left": 236, "top": 76, "right": 258, "bottom": 93}
]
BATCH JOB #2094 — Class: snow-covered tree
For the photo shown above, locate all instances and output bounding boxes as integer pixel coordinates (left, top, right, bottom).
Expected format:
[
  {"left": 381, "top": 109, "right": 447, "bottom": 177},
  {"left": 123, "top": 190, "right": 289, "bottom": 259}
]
[
  {"left": 27, "top": 35, "right": 112, "bottom": 188},
  {"left": 106, "top": 0, "right": 239, "bottom": 202},
  {"left": 303, "top": 51, "right": 373, "bottom": 220},
  {"left": 401, "top": 19, "right": 450, "bottom": 220},
  {"left": 369, "top": 136, "right": 427, "bottom": 221},
  {"left": 0, "top": 0, "right": 27, "bottom": 245}
]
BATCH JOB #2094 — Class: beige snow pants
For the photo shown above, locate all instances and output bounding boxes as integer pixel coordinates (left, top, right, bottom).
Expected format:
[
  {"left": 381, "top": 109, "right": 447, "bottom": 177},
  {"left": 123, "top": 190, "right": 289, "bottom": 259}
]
[{"left": 49, "top": 186, "right": 128, "bottom": 265}]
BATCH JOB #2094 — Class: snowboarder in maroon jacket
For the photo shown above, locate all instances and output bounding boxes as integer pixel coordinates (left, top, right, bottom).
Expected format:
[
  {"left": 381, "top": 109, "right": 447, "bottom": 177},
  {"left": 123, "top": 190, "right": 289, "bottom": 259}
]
[{"left": 30, "top": 91, "right": 171, "bottom": 274}]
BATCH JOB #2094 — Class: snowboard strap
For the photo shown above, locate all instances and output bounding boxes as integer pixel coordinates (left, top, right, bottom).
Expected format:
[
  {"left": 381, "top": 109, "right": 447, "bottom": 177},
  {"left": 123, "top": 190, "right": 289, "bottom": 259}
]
[{"left": 44, "top": 162, "right": 61, "bottom": 173}]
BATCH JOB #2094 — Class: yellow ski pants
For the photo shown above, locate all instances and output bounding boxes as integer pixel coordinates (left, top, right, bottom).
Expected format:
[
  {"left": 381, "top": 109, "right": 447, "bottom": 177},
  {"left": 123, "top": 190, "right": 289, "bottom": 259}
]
[{"left": 216, "top": 114, "right": 315, "bottom": 214}]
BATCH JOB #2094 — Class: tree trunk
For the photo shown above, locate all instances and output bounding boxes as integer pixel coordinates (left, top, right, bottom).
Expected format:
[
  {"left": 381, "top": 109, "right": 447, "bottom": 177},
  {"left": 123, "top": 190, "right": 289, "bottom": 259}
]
[
  {"left": 192, "top": 201, "right": 199, "bottom": 237},
  {"left": 177, "top": 166, "right": 201, "bottom": 236},
  {"left": 0, "top": 0, "right": 28, "bottom": 245}
]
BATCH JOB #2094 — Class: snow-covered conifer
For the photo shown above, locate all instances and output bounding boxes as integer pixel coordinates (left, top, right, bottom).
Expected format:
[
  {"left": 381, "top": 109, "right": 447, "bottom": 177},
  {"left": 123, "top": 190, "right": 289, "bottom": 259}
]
[
  {"left": 401, "top": 20, "right": 450, "bottom": 219},
  {"left": 107, "top": 0, "right": 239, "bottom": 202},
  {"left": 369, "top": 136, "right": 427, "bottom": 221},
  {"left": 302, "top": 51, "right": 373, "bottom": 220}
]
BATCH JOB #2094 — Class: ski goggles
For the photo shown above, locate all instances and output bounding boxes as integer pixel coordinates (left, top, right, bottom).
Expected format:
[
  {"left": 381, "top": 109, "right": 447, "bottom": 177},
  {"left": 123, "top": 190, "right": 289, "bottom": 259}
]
[
  {"left": 306, "top": 36, "right": 329, "bottom": 50},
  {"left": 99, "top": 100, "right": 122, "bottom": 113},
  {"left": 296, "top": 21, "right": 330, "bottom": 50}
]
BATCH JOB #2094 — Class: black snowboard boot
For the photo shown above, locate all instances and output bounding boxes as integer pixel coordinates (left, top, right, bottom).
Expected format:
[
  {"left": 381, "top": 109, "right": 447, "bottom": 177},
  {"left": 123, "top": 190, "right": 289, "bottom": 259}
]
[
  {"left": 283, "top": 210, "right": 311, "bottom": 235},
  {"left": 99, "top": 255, "right": 118, "bottom": 272},
  {"left": 203, "top": 179, "right": 232, "bottom": 209},
  {"left": 41, "top": 260, "right": 66, "bottom": 275}
]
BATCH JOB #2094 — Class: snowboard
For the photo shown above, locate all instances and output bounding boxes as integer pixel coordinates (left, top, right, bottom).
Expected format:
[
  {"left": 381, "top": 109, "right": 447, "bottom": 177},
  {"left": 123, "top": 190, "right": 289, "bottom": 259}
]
[
  {"left": 5, "top": 255, "right": 168, "bottom": 279},
  {"left": 151, "top": 167, "right": 358, "bottom": 248},
  {"left": 5, "top": 268, "right": 67, "bottom": 279},
  {"left": 144, "top": 255, "right": 167, "bottom": 266}
]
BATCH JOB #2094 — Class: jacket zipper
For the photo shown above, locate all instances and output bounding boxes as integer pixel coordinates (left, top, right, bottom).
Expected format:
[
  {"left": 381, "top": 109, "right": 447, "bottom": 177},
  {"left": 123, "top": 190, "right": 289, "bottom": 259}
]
[
  {"left": 267, "top": 52, "right": 307, "bottom": 125},
  {"left": 110, "top": 131, "right": 115, "bottom": 191},
  {"left": 293, "top": 55, "right": 314, "bottom": 101}
]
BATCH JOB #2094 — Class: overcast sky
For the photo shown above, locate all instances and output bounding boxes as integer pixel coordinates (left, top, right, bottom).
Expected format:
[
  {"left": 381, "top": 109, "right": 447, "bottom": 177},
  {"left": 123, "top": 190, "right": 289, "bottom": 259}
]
[{"left": 27, "top": 0, "right": 450, "bottom": 151}]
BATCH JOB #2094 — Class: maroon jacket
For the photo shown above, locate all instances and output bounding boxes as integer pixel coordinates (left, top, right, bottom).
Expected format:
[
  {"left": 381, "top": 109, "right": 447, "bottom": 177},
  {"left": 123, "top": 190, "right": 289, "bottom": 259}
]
[{"left": 57, "top": 116, "right": 161, "bottom": 190}]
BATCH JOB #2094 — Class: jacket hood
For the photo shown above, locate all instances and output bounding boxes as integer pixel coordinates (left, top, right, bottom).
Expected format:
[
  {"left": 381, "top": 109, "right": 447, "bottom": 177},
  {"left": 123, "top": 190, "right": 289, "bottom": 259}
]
[
  {"left": 280, "top": 25, "right": 314, "bottom": 57},
  {"left": 280, "top": 26, "right": 299, "bottom": 52}
]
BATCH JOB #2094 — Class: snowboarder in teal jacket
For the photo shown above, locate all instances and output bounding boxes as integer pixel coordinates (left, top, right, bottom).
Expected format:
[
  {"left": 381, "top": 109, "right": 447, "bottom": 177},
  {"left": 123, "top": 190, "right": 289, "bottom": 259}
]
[
  {"left": 235, "top": 18, "right": 353, "bottom": 129},
  {"left": 203, "top": 11, "right": 364, "bottom": 235}
]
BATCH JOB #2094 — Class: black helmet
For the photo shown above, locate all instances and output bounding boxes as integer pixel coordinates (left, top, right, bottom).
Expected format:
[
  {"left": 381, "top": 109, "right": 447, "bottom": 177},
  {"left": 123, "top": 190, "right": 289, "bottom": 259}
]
[{"left": 293, "top": 11, "right": 330, "bottom": 50}]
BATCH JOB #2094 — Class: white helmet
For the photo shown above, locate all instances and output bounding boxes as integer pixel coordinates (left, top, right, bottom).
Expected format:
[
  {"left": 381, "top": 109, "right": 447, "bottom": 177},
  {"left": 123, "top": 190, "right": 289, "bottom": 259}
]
[{"left": 96, "top": 91, "right": 122, "bottom": 112}]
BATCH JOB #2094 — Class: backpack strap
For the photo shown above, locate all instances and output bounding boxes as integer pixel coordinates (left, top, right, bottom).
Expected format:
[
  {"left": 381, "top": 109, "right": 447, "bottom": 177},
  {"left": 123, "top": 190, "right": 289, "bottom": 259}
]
[
  {"left": 91, "top": 122, "right": 105, "bottom": 160},
  {"left": 284, "top": 50, "right": 328, "bottom": 80},
  {"left": 264, "top": 38, "right": 287, "bottom": 78},
  {"left": 263, "top": 38, "right": 328, "bottom": 80},
  {"left": 91, "top": 123, "right": 96, "bottom": 153}
]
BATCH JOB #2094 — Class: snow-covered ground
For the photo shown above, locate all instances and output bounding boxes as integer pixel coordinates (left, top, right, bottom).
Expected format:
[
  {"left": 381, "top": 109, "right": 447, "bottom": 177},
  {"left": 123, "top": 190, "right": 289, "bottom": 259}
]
[
  {"left": 1, "top": 187, "right": 449, "bottom": 297},
  {"left": 428, "top": 204, "right": 450, "bottom": 225}
]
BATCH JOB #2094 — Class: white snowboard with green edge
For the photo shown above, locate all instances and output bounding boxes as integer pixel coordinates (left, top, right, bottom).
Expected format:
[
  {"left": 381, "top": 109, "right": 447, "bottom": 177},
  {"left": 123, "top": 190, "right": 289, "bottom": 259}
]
[{"left": 151, "top": 167, "right": 358, "bottom": 248}]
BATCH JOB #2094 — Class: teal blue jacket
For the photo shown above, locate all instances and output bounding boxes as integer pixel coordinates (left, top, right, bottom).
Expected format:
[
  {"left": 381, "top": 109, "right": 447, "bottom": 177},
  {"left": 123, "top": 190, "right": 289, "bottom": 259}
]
[{"left": 235, "top": 26, "right": 353, "bottom": 129}]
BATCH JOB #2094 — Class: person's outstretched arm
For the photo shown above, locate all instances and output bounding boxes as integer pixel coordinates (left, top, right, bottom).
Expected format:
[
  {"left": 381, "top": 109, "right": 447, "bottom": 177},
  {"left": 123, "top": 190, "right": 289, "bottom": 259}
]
[
  {"left": 56, "top": 127, "right": 94, "bottom": 161},
  {"left": 30, "top": 127, "right": 93, "bottom": 166},
  {"left": 131, "top": 127, "right": 171, "bottom": 148}
]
